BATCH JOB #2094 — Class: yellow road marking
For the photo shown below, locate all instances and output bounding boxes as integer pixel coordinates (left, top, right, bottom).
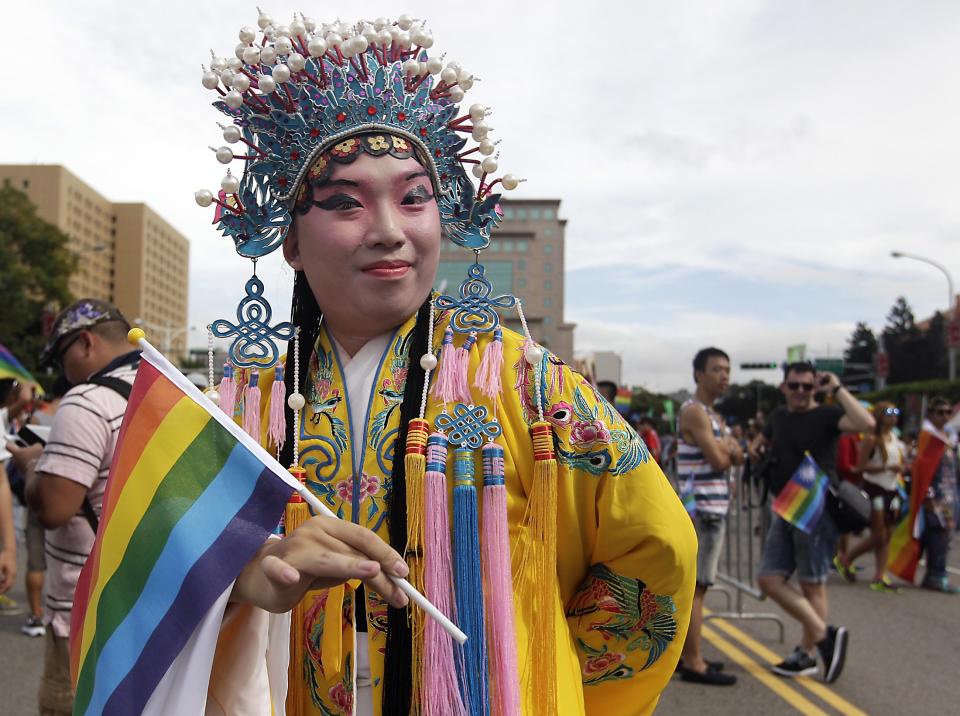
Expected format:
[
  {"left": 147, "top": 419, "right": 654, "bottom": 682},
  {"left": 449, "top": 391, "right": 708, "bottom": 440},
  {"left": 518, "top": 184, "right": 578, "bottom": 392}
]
[
  {"left": 705, "top": 610, "right": 869, "bottom": 716},
  {"left": 700, "top": 625, "right": 830, "bottom": 716}
]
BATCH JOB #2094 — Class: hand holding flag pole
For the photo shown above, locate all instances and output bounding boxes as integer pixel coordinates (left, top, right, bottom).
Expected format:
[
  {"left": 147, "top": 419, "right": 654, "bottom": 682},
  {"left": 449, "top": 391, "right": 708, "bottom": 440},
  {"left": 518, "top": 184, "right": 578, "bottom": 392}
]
[{"left": 129, "top": 328, "right": 468, "bottom": 645}]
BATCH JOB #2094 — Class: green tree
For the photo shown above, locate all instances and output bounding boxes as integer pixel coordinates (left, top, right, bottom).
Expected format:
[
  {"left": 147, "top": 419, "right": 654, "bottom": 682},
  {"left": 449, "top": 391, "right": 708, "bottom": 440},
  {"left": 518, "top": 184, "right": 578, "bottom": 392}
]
[
  {"left": 882, "top": 296, "right": 947, "bottom": 383},
  {"left": 0, "top": 185, "right": 76, "bottom": 377},
  {"left": 885, "top": 296, "right": 915, "bottom": 334},
  {"left": 844, "top": 321, "right": 877, "bottom": 366}
]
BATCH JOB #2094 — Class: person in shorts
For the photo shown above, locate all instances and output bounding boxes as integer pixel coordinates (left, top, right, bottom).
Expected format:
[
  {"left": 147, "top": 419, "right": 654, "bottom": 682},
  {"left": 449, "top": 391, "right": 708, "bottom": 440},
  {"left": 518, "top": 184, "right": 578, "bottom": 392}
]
[
  {"left": 919, "top": 398, "right": 959, "bottom": 593},
  {"left": 835, "top": 402, "right": 904, "bottom": 592},
  {"left": 749, "top": 362, "right": 874, "bottom": 683},
  {"left": 676, "top": 347, "right": 742, "bottom": 686},
  {"left": 7, "top": 300, "right": 139, "bottom": 716}
]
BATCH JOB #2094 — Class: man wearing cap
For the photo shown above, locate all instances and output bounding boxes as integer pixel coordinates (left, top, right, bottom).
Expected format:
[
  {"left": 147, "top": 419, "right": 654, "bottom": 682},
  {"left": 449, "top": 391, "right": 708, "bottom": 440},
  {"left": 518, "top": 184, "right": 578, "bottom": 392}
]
[{"left": 6, "top": 299, "right": 138, "bottom": 716}]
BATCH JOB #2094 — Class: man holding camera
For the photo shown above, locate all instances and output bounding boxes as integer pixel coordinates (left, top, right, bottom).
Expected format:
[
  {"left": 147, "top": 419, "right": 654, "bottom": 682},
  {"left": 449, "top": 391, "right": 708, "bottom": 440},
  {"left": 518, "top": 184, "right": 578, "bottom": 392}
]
[{"left": 749, "top": 361, "right": 874, "bottom": 683}]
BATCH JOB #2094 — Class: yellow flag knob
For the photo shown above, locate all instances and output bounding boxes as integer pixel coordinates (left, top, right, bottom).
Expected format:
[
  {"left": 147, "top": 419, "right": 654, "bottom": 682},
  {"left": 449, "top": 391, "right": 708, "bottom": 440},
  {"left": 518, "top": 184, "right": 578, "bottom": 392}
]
[{"left": 127, "top": 327, "right": 146, "bottom": 345}]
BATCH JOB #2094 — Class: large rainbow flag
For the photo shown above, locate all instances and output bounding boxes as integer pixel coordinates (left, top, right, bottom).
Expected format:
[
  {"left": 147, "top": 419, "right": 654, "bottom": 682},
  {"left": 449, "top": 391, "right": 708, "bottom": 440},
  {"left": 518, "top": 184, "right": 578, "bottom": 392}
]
[
  {"left": 772, "top": 454, "right": 827, "bottom": 534},
  {"left": 0, "top": 343, "right": 39, "bottom": 387},
  {"left": 70, "top": 336, "right": 298, "bottom": 716},
  {"left": 887, "top": 422, "right": 948, "bottom": 582}
]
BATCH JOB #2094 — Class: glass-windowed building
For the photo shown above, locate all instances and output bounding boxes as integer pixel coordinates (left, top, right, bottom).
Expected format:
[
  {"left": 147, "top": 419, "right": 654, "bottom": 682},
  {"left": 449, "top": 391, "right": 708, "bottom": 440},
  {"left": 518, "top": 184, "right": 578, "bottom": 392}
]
[{"left": 436, "top": 198, "right": 575, "bottom": 363}]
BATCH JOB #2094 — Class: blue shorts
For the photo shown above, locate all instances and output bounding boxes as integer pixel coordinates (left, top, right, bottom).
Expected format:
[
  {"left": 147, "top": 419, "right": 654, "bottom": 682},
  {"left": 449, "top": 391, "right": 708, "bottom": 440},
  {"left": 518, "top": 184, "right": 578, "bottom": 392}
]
[
  {"left": 694, "top": 511, "right": 726, "bottom": 588},
  {"left": 759, "top": 510, "right": 838, "bottom": 584}
]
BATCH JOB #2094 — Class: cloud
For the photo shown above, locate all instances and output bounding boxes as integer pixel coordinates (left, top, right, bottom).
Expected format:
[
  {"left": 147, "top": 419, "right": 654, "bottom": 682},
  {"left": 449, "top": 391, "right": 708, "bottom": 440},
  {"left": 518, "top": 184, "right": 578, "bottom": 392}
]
[
  {"left": 5, "top": 0, "right": 960, "bottom": 392},
  {"left": 622, "top": 117, "right": 812, "bottom": 170}
]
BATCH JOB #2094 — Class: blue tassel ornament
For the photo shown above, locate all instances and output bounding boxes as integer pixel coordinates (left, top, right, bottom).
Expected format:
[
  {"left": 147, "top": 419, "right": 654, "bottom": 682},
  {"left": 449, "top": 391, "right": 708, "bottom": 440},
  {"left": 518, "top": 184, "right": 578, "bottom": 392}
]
[{"left": 452, "top": 446, "right": 489, "bottom": 716}]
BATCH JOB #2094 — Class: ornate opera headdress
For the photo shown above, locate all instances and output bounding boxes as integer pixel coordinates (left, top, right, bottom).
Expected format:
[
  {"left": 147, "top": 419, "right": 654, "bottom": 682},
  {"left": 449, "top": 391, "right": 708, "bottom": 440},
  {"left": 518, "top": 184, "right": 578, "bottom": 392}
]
[
  {"left": 194, "top": 11, "right": 557, "bottom": 714},
  {"left": 194, "top": 12, "right": 520, "bottom": 259},
  {"left": 192, "top": 8, "right": 537, "bottom": 449}
]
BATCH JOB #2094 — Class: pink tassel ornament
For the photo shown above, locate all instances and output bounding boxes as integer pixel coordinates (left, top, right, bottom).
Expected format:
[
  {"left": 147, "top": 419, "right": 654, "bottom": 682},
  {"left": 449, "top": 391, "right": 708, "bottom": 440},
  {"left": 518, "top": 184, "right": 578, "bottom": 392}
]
[
  {"left": 431, "top": 326, "right": 468, "bottom": 404},
  {"left": 219, "top": 363, "right": 237, "bottom": 418},
  {"left": 474, "top": 327, "right": 504, "bottom": 400},
  {"left": 242, "top": 370, "right": 262, "bottom": 441},
  {"left": 267, "top": 363, "right": 287, "bottom": 450},
  {"left": 482, "top": 442, "right": 521, "bottom": 716},
  {"left": 423, "top": 433, "right": 466, "bottom": 716}
]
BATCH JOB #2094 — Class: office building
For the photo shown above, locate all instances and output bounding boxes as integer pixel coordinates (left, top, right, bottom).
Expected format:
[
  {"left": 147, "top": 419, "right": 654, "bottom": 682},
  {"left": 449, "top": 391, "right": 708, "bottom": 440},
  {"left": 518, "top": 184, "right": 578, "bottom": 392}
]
[
  {"left": 0, "top": 165, "right": 191, "bottom": 358},
  {"left": 435, "top": 198, "right": 575, "bottom": 363}
]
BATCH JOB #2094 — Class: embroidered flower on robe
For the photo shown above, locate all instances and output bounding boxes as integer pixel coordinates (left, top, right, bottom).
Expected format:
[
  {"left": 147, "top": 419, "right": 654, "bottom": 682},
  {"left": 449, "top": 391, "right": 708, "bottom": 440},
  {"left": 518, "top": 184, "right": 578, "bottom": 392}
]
[
  {"left": 333, "top": 474, "right": 381, "bottom": 503},
  {"left": 359, "top": 474, "right": 381, "bottom": 499},
  {"left": 567, "top": 563, "right": 678, "bottom": 678},
  {"left": 584, "top": 649, "right": 626, "bottom": 674},
  {"left": 570, "top": 419, "right": 612, "bottom": 448},
  {"left": 328, "top": 681, "right": 353, "bottom": 713}
]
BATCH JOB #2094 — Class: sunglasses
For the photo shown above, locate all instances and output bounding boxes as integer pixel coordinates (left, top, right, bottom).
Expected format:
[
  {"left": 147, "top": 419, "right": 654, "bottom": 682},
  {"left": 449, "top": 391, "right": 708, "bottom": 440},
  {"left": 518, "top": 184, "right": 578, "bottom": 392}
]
[
  {"left": 933, "top": 408, "right": 952, "bottom": 416},
  {"left": 52, "top": 333, "right": 84, "bottom": 370},
  {"left": 883, "top": 408, "right": 900, "bottom": 416},
  {"left": 786, "top": 381, "right": 815, "bottom": 392}
]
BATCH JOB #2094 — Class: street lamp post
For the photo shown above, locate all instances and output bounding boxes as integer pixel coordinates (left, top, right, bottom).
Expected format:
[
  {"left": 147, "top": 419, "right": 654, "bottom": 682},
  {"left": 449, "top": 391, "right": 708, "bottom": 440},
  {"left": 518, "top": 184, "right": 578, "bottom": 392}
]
[
  {"left": 133, "top": 318, "right": 190, "bottom": 360},
  {"left": 890, "top": 251, "right": 956, "bottom": 380}
]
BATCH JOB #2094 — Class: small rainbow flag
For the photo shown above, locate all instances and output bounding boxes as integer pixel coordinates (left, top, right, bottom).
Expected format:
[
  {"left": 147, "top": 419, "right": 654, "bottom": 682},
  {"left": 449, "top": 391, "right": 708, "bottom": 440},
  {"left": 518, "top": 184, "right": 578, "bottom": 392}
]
[
  {"left": 0, "top": 343, "right": 39, "bottom": 387},
  {"left": 70, "top": 339, "right": 297, "bottom": 716},
  {"left": 772, "top": 454, "right": 827, "bottom": 534},
  {"left": 614, "top": 387, "right": 631, "bottom": 411}
]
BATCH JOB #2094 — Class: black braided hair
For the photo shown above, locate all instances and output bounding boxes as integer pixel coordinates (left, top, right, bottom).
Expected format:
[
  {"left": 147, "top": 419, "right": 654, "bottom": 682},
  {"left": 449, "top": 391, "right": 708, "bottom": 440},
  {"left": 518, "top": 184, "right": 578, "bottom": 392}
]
[{"left": 279, "top": 274, "right": 433, "bottom": 713}]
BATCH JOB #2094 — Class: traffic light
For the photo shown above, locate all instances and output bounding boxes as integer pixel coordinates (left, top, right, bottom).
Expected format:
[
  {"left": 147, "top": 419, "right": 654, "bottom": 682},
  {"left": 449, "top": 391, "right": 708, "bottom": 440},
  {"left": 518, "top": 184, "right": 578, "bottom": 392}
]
[{"left": 740, "top": 362, "right": 779, "bottom": 370}]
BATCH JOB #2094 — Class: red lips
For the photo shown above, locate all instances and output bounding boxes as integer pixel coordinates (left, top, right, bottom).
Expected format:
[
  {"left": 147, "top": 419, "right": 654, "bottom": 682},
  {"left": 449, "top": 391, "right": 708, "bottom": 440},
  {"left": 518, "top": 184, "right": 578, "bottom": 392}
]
[{"left": 363, "top": 260, "right": 411, "bottom": 270}]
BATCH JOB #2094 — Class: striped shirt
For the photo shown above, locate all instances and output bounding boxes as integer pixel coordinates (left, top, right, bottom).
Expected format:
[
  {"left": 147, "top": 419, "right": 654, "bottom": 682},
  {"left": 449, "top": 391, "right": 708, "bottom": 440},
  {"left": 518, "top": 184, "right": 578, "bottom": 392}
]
[
  {"left": 677, "top": 399, "right": 730, "bottom": 515},
  {"left": 34, "top": 353, "right": 139, "bottom": 637}
]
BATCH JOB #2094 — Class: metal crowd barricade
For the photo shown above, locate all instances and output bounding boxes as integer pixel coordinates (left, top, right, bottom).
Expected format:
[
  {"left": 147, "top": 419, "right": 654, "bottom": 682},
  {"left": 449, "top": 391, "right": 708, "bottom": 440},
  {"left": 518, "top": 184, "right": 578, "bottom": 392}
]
[{"left": 704, "top": 462, "right": 784, "bottom": 642}]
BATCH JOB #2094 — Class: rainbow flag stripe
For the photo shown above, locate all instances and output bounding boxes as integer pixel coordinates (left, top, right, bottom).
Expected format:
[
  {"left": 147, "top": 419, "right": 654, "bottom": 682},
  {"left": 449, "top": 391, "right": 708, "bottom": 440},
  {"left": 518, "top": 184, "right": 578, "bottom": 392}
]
[
  {"left": 0, "top": 343, "right": 38, "bottom": 386},
  {"left": 887, "top": 427, "right": 946, "bottom": 582},
  {"left": 772, "top": 455, "right": 827, "bottom": 534},
  {"left": 70, "top": 355, "right": 294, "bottom": 716}
]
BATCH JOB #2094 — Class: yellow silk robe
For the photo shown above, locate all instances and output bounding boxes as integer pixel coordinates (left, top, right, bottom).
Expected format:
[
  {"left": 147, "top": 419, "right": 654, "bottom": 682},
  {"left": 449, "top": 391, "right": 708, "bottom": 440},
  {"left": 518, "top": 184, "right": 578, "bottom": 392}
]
[{"left": 242, "top": 312, "right": 696, "bottom": 716}]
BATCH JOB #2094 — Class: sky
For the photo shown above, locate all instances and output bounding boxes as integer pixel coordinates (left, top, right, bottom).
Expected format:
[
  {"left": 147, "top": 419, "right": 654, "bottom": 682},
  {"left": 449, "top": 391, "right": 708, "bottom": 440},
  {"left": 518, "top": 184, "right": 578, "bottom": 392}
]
[{"left": 5, "top": 0, "right": 960, "bottom": 391}]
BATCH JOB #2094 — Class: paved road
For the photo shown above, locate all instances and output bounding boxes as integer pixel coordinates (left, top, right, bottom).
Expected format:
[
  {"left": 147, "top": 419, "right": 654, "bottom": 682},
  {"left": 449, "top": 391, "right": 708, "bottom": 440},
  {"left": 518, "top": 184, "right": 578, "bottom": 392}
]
[
  {"left": 658, "top": 514, "right": 960, "bottom": 716},
  {"left": 0, "top": 544, "right": 45, "bottom": 715},
  {"left": 2, "top": 521, "right": 958, "bottom": 714}
]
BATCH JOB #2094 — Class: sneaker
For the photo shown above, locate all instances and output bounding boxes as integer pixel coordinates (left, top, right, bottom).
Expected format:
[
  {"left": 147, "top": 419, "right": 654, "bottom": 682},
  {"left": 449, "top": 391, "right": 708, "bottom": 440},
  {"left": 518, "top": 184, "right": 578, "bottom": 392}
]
[
  {"left": 816, "top": 625, "right": 848, "bottom": 683},
  {"left": 869, "top": 578, "right": 900, "bottom": 594},
  {"left": 20, "top": 615, "right": 45, "bottom": 637},
  {"left": 772, "top": 646, "right": 818, "bottom": 678},
  {"left": 679, "top": 665, "right": 737, "bottom": 686},
  {"left": 0, "top": 594, "right": 24, "bottom": 616},
  {"left": 921, "top": 577, "right": 960, "bottom": 594},
  {"left": 832, "top": 556, "right": 856, "bottom": 583}
]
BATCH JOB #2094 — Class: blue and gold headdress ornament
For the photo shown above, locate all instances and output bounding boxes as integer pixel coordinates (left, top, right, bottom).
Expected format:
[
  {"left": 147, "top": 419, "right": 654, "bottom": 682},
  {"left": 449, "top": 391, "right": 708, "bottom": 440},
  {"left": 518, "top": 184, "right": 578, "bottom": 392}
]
[{"left": 194, "top": 11, "right": 520, "bottom": 259}]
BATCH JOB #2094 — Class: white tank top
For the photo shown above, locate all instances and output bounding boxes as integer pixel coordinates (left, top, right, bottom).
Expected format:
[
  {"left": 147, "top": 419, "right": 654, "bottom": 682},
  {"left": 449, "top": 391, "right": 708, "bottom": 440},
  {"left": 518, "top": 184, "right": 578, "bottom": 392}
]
[{"left": 863, "top": 432, "right": 903, "bottom": 492}]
